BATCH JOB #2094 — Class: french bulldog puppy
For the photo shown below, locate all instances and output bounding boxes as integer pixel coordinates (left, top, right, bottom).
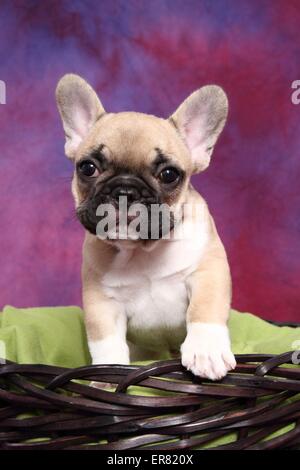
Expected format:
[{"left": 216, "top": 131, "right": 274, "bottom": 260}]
[{"left": 56, "top": 74, "right": 236, "bottom": 380}]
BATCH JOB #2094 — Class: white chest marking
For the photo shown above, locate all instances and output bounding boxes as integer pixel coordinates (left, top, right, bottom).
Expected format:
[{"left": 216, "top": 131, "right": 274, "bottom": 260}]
[{"left": 101, "top": 219, "right": 209, "bottom": 351}]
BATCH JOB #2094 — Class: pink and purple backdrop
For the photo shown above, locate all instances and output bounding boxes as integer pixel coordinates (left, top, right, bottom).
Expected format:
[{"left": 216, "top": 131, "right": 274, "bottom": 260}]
[{"left": 0, "top": 0, "right": 299, "bottom": 322}]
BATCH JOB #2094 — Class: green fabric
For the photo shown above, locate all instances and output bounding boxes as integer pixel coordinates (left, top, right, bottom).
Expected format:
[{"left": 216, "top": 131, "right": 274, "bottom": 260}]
[
  {"left": 0, "top": 305, "right": 299, "bottom": 366},
  {"left": 0, "top": 305, "right": 91, "bottom": 367}
]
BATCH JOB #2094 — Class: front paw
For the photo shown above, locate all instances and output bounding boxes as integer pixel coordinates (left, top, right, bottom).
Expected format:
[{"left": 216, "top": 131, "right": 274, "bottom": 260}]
[
  {"left": 88, "top": 336, "right": 130, "bottom": 390},
  {"left": 88, "top": 335, "right": 130, "bottom": 366},
  {"left": 180, "top": 322, "right": 236, "bottom": 381},
  {"left": 90, "top": 381, "right": 116, "bottom": 390}
]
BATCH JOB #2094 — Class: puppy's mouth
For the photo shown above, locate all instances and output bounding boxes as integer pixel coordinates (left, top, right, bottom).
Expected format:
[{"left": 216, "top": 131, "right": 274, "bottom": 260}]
[
  {"left": 76, "top": 175, "right": 175, "bottom": 240},
  {"left": 76, "top": 200, "right": 175, "bottom": 241}
]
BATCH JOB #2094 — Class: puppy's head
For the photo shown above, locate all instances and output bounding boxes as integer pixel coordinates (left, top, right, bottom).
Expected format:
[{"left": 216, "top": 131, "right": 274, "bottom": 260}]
[{"left": 56, "top": 74, "right": 228, "bottom": 241}]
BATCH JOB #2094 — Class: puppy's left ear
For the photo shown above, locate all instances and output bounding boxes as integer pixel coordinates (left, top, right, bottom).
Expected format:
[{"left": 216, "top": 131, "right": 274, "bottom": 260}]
[
  {"left": 169, "top": 85, "right": 228, "bottom": 173},
  {"left": 56, "top": 74, "right": 105, "bottom": 159}
]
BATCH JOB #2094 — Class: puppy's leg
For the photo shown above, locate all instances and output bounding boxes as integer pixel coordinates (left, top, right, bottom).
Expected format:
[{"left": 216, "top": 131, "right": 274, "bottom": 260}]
[
  {"left": 181, "top": 238, "right": 236, "bottom": 381},
  {"left": 83, "top": 280, "right": 129, "bottom": 389},
  {"left": 84, "top": 295, "right": 129, "bottom": 365}
]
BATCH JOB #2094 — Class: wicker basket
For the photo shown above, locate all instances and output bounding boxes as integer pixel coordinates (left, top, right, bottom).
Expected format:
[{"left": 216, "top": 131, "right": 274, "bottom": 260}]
[{"left": 0, "top": 352, "right": 300, "bottom": 450}]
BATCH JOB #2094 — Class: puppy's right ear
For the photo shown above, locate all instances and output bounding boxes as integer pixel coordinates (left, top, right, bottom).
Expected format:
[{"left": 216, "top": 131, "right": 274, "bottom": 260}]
[{"left": 56, "top": 74, "right": 105, "bottom": 159}]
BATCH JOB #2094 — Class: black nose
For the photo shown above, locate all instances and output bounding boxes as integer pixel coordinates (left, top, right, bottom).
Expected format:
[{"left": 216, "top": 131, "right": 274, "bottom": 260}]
[
  {"left": 111, "top": 185, "right": 141, "bottom": 204},
  {"left": 101, "top": 174, "right": 154, "bottom": 206}
]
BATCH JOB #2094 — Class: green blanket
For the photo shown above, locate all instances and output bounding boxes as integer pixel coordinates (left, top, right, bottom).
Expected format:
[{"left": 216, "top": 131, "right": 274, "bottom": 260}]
[{"left": 0, "top": 305, "right": 299, "bottom": 366}]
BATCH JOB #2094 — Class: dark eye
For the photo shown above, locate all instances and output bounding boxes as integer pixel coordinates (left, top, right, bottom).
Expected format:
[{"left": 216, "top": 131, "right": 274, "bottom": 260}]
[
  {"left": 159, "top": 167, "right": 180, "bottom": 184},
  {"left": 78, "top": 160, "right": 99, "bottom": 177}
]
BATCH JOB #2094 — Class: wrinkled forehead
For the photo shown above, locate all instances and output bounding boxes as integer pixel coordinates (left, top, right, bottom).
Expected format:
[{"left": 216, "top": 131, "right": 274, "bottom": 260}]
[{"left": 78, "top": 111, "right": 190, "bottom": 169}]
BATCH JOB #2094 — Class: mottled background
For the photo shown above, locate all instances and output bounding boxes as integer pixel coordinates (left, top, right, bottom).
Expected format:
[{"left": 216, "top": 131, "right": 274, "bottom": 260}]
[{"left": 0, "top": 0, "right": 299, "bottom": 321}]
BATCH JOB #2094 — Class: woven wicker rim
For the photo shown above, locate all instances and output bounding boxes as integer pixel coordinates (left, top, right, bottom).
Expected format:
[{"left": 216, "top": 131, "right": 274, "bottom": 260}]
[{"left": 0, "top": 352, "right": 300, "bottom": 450}]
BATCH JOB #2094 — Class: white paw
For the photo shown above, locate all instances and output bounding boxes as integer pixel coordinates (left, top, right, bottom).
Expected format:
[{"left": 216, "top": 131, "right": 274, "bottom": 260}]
[
  {"left": 90, "top": 381, "right": 116, "bottom": 391},
  {"left": 88, "top": 336, "right": 129, "bottom": 390},
  {"left": 88, "top": 335, "right": 130, "bottom": 366},
  {"left": 180, "top": 322, "right": 236, "bottom": 381}
]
